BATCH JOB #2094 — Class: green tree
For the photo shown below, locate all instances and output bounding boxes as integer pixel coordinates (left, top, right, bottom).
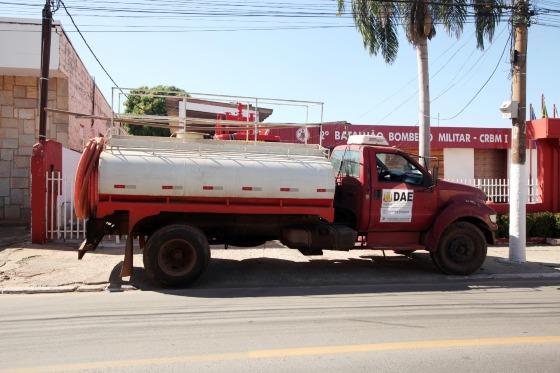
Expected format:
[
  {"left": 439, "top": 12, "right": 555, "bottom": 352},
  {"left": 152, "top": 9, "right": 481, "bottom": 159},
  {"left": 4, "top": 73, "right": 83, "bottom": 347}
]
[
  {"left": 338, "top": 0, "right": 503, "bottom": 167},
  {"left": 124, "top": 85, "right": 188, "bottom": 137}
]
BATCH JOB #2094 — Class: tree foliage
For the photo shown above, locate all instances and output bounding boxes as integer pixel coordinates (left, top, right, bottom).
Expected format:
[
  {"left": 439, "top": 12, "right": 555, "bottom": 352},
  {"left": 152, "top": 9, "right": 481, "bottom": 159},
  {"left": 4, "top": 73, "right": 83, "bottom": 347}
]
[
  {"left": 337, "top": 0, "right": 504, "bottom": 64},
  {"left": 124, "top": 85, "right": 188, "bottom": 137}
]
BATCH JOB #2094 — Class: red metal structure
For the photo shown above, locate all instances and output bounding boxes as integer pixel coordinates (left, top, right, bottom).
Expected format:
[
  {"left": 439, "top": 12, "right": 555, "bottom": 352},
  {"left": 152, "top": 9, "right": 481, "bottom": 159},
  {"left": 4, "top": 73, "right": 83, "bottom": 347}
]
[
  {"left": 529, "top": 118, "right": 560, "bottom": 213},
  {"left": 30, "top": 140, "right": 62, "bottom": 244},
  {"left": 214, "top": 103, "right": 280, "bottom": 142}
]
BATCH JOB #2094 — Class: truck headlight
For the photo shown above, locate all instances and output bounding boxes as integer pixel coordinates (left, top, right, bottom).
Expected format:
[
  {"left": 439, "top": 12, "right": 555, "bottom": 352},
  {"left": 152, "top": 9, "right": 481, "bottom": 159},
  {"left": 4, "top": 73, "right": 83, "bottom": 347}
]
[{"left": 489, "top": 214, "right": 497, "bottom": 224}]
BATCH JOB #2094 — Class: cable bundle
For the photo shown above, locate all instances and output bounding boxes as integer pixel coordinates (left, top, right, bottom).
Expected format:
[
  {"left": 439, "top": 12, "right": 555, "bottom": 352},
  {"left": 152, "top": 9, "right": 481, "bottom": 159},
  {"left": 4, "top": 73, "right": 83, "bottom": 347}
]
[{"left": 74, "top": 137, "right": 105, "bottom": 219}]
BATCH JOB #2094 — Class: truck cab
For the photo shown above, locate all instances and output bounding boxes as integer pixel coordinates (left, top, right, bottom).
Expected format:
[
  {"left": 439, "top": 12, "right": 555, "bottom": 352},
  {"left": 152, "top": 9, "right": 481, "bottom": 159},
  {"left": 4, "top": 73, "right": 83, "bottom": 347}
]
[{"left": 330, "top": 135, "right": 498, "bottom": 275}]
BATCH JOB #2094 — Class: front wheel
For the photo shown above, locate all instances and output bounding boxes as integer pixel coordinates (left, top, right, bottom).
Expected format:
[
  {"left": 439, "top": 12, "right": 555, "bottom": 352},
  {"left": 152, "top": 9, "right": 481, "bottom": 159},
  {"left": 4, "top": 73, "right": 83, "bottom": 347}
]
[
  {"left": 143, "top": 224, "right": 210, "bottom": 287},
  {"left": 432, "top": 221, "right": 487, "bottom": 275}
]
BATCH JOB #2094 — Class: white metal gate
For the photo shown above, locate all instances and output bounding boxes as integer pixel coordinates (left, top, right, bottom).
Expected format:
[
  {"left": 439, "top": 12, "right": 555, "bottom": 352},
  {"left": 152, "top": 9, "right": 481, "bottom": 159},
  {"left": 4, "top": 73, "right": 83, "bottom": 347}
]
[{"left": 46, "top": 170, "right": 86, "bottom": 241}]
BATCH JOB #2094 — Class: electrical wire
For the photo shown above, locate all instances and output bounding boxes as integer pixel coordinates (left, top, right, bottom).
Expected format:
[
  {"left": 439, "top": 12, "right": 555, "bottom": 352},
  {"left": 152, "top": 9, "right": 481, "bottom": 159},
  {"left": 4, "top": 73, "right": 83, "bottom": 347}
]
[
  {"left": 438, "top": 32, "right": 512, "bottom": 121},
  {"left": 58, "top": 0, "right": 127, "bottom": 98}
]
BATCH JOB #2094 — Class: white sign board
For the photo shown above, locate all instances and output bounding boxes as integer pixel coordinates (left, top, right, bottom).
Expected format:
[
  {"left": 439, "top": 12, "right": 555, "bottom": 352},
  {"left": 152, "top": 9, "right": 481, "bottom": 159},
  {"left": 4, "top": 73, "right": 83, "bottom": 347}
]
[{"left": 380, "top": 189, "right": 414, "bottom": 223}]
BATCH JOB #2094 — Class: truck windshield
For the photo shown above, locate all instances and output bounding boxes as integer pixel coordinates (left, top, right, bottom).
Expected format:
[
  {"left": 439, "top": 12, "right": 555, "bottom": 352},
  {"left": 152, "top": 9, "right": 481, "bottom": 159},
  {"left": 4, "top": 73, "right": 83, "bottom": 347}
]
[{"left": 331, "top": 149, "right": 360, "bottom": 178}]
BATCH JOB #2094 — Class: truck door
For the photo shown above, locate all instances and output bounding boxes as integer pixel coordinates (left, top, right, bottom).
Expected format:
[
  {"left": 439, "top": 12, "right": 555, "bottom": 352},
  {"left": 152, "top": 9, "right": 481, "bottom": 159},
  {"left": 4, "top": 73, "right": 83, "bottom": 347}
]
[
  {"left": 331, "top": 147, "right": 365, "bottom": 228},
  {"left": 368, "top": 151, "right": 437, "bottom": 232}
]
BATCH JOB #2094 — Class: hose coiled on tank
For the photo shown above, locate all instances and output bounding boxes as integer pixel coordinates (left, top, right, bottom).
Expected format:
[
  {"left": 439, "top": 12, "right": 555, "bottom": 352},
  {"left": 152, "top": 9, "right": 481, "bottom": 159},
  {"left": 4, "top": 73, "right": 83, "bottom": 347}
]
[{"left": 74, "top": 137, "right": 105, "bottom": 219}]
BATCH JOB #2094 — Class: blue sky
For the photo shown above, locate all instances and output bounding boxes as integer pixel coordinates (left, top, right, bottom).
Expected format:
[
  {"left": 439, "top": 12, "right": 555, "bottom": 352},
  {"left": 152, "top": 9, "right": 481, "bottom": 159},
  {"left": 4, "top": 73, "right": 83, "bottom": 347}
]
[{"left": 2, "top": 0, "right": 559, "bottom": 128}]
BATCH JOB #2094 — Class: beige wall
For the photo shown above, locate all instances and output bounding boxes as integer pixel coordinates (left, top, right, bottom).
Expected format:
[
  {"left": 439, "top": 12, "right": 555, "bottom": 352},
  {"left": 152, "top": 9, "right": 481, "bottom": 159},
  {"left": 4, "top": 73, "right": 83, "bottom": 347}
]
[
  {"left": 59, "top": 35, "right": 112, "bottom": 151},
  {"left": 0, "top": 28, "right": 112, "bottom": 222}
]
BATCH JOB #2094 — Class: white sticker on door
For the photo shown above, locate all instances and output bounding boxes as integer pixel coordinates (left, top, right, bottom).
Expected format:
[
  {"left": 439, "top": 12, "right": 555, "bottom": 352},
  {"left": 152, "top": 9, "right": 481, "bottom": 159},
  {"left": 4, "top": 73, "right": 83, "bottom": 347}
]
[{"left": 380, "top": 189, "right": 414, "bottom": 223}]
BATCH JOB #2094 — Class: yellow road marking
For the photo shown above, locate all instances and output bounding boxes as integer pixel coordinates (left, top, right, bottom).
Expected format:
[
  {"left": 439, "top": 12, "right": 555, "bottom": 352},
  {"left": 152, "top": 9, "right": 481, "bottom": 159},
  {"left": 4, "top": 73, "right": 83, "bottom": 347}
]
[{"left": 5, "top": 335, "right": 560, "bottom": 373}]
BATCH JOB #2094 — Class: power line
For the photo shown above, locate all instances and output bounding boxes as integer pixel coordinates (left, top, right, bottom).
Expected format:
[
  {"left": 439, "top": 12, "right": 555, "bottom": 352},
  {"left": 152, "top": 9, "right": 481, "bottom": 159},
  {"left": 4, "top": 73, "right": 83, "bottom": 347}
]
[
  {"left": 355, "top": 32, "right": 474, "bottom": 120},
  {"left": 438, "top": 32, "right": 512, "bottom": 121},
  {"left": 372, "top": 26, "right": 509, "bottom": 124},
  {"left": 431, "top": 26, "right": 509, "bottom": 103},
  {"left": 58, "top": 0, "right": 126, "bottom": 97}
]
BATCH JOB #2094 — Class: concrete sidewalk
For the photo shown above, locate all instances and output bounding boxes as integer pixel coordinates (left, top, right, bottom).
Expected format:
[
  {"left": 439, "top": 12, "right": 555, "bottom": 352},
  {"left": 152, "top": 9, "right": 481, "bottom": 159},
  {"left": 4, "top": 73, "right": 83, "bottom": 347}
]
[{"left": 0, "top": 239, "right": 559, "bottom": 294}]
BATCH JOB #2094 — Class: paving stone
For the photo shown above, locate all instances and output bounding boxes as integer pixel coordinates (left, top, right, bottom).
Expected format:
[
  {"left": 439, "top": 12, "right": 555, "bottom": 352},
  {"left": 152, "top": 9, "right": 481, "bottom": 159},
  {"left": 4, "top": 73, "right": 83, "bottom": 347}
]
[
  {"left": 26, "top": 86, "right": 38, "bottom": 99},
  {"left": 19, "top": 134, "right": 35, "bottom": 147},
  {"left": 15, "top": 76, "right": 37, "bottom": 86},
  {"left": 56, "top": 96, "right": 69, "bottom": 110},
  {"left": 4, "top": 205, "right": 21, "bottom": 219},
  {"left": 0, "top": 138, "right": 18, "bottom": 149},
  {"left": 0, "top": 178, "right": 9, "bottom": 197},
  {"left": 20, "top": 207, "right": 30, "bottom": 222},
  {"left": 0, "top": 161, "right": 10, "bottom": 177},
  {"left": 56, "top": 80, "right": 68, "bottom": 96},
  {"left": 0, "top": 128, "right": 18, "bottom": 138},
  {"left": 1, "top": 106, "right": 13, "bottom": 118},
  {"left": 13, "top": 85, "right": 26, "bottom": 98},
  {"left": 10, "top": 188, "right": 23, "bottom": 204},
  {"left": 16, "top": 145, "right": 33, "bottom": 156},
  {"left": 3, "top": 76, "right": 14, "bottom": 90},
  {"left": 0, "top": 149, "right": 14, "bottom": 161},
  {"left": 16, "top": 108, "right": 35, "bottom": 120},
  {"left": 10, "top": 177, "right": 28, "bottom": 188},
  {"left": 13, "top": 156, "right": 29, "bottom": 168},
  {"left": 11, "top": 167, "right": 29, "bottom": 178},
  {"left": 14, "top": 98, "right": 37, "bottom": 109},
  {"left": 0, "top": 118, "right": 19, "bottom": 128},
  {"left": 23, "top": 119, "right": 36, "bottom": 134},
  {"left": 0, "top": 90, "right": 13, "bottom": 105}
]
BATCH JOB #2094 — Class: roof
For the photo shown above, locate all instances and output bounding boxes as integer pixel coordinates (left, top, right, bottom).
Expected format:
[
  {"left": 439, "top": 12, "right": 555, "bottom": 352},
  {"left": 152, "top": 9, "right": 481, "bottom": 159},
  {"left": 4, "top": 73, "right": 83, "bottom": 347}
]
[{"left": 165, "top": 97, "right": 273, "bottom": 121}]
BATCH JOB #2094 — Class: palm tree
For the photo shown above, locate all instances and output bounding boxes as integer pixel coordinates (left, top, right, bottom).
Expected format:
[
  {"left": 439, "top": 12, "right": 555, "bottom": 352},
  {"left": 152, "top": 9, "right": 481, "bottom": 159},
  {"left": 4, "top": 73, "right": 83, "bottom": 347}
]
[{"left": 338, "top": 0, "right": 503, "bottom": 168}]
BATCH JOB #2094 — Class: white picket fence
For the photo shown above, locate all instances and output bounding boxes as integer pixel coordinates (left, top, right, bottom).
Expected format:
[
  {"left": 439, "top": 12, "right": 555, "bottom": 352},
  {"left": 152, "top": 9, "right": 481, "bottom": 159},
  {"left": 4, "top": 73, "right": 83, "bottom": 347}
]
[
  {"left": 46, "top": 171, "right": 123, "bottom": 243},
  {"left": 46, "top": 171, "right": 86, "bottom": 241},
  {"left": 444, "top": 178, "right": 541, "bottom": 204}
]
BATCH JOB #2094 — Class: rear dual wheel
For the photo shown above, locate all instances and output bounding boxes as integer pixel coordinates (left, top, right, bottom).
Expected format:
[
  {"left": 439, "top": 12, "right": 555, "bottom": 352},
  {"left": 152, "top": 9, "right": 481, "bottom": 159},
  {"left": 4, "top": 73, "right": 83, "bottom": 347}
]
[
  {"left": 431, "top": 221, "right": 487, "bottom": 276},
  {"left": 143, "top": 224, "right": 210, "bottom": 287}
]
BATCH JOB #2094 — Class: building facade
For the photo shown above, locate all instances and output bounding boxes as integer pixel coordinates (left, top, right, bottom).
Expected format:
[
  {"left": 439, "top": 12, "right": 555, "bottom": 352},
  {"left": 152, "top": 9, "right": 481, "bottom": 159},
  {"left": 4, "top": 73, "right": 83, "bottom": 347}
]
[
  {"left": 274, "top": 123, "right": 538, "bottom": 181},
  {"left": 0, "top": 18, "right": 112, "bottom": 223}
]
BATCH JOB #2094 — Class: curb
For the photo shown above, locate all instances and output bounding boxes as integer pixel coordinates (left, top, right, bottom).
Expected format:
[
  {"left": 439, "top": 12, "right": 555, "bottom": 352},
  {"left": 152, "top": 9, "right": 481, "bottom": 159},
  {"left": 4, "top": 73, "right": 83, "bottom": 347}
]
[
  {"left": 1, "top": 285, "right": 78, "bottom": 294},
  {"left": 0, "top": 283, "right": 138, "bottom": 294},
  {"left": 2, "top": 272, "right": 560, "bottom": 294},
  {"left": 447, "top": 272, "right": 560, "bottom": 281}
]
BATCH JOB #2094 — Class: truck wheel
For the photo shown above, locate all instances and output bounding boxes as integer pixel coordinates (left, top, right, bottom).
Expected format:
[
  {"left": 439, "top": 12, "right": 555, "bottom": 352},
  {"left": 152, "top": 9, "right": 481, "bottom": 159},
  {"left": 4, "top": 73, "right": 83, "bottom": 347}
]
[
  {"left": 143, "top": 224, "right": 210, "bottom": 287},
  {"left": 432, "top": 221, "right": 487, "bottom": 276}
]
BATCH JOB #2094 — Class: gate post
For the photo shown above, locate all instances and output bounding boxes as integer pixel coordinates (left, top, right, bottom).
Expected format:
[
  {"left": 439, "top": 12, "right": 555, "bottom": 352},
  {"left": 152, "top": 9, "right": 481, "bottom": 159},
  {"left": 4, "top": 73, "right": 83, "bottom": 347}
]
[
  {"left": 529, "top": 118, "right": 560, "bottom": 213},
  {"left": 31, "top": 140, "right": 62, "bottom": 243}
]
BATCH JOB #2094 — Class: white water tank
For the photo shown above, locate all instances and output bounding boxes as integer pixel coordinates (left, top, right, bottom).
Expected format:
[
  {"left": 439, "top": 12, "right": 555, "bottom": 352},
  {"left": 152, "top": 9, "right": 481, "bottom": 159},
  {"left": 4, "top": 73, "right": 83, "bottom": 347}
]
[{"left": 98, "top": 136, "right": 336, "bottom": 200}]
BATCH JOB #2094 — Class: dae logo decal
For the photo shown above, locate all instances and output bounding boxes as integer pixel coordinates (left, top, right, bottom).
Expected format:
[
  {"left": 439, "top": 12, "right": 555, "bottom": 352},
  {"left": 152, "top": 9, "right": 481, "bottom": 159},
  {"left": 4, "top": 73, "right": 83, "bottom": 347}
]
[{"left": 383, "top": 191, "right": 393, "bottom": 202}]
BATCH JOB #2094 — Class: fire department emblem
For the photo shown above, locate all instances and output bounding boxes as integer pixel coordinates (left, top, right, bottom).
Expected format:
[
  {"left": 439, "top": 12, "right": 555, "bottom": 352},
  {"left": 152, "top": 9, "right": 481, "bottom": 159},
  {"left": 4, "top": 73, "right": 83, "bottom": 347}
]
[{"left": 296, "top": 127, "right": 310, "bottom": 143}]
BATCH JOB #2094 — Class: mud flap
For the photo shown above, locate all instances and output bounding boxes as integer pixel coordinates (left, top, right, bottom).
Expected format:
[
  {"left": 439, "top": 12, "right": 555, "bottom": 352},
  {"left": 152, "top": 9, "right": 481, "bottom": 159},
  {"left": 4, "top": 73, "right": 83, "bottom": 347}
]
[{"left": 120, "top": 234, "right": 134, "bottom": 278}]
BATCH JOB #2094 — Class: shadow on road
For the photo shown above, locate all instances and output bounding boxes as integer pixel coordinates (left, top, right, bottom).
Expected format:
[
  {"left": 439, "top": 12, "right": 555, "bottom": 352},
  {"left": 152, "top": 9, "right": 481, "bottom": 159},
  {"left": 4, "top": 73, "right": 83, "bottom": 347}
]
[{"left": 106, "top": 252, "right": 560, "bottom": 298}]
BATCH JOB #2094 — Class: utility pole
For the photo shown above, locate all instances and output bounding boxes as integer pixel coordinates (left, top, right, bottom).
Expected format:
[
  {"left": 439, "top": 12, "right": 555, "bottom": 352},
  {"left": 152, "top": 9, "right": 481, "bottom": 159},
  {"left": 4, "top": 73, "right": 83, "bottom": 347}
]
[
  {"left": 38, "top": 0, "right": 53, "bottom": 143},
  {"left": 509, "top": 0, "right": 529, "bottom": 262}
]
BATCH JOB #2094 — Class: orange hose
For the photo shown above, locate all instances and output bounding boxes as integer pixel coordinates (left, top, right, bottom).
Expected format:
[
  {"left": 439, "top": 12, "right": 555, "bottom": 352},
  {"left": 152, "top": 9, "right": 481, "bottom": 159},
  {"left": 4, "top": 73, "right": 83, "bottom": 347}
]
[{"left": 74, "top": 137, "right": 105, "bottom": 219}]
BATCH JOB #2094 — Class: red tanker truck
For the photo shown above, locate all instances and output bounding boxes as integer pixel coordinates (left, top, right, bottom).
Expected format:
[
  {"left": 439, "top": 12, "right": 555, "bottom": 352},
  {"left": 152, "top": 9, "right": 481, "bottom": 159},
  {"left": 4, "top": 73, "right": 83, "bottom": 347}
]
[{"left": 75, "top": 133, "right": 497, "bottom": 286}]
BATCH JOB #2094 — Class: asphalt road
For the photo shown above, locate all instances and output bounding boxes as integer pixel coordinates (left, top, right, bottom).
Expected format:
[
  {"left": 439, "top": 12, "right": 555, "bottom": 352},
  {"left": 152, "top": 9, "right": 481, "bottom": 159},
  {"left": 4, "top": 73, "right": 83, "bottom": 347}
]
[{"left": 1, "top": 280, "right": 560, "bottom": 373}]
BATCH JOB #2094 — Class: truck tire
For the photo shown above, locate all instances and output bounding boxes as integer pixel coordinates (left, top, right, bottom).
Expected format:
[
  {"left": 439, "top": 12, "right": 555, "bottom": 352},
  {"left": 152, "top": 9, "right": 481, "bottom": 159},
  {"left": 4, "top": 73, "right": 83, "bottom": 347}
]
[
  {"left": 143, "top": 224, "right": 210, "bottom": 287},
  {"left": 432, "top": 221, "right": 487, "bottom": 276}
]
